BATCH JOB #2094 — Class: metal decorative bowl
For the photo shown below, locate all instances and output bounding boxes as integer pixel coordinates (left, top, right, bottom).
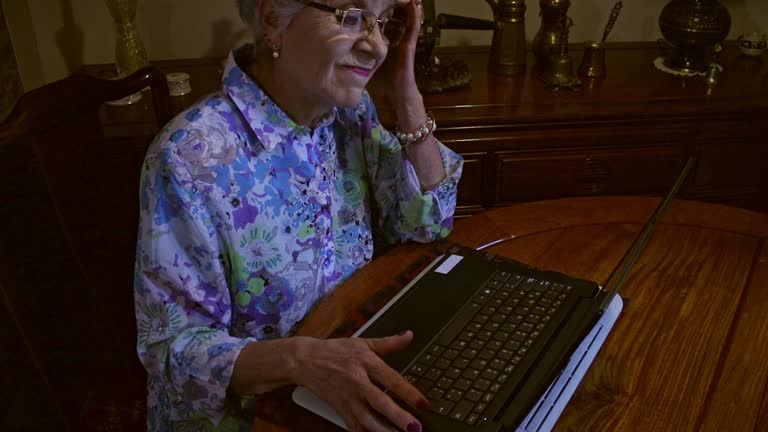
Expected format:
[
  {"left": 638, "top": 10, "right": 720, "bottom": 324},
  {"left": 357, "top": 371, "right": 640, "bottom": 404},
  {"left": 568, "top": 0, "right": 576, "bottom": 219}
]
[{"left": 659, "top": 0, "right": 731, "bottom": 73}]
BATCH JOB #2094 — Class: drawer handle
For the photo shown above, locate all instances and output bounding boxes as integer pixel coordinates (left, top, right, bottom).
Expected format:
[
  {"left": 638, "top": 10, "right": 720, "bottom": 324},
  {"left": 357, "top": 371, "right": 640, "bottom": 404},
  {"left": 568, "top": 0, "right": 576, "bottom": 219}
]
[{"left": 576, "top": 158, "right": 609, "bottom": 183}]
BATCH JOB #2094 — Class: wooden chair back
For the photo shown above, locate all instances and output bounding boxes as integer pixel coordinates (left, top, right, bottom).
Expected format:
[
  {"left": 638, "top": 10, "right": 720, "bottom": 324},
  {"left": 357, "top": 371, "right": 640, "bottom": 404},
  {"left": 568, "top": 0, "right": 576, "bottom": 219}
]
[{"left": 0, "top": 66, "right": 171, "bottom": 431}]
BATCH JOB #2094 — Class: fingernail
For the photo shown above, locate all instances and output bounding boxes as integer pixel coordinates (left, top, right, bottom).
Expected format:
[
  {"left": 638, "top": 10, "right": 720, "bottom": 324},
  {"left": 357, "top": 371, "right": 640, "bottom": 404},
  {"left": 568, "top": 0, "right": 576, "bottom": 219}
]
[
  {"left": 398, "top": 330, "right": 409, "bottom": 336},
  {"left": 407, "top": 420, "right": 422, "bottom": 432}
]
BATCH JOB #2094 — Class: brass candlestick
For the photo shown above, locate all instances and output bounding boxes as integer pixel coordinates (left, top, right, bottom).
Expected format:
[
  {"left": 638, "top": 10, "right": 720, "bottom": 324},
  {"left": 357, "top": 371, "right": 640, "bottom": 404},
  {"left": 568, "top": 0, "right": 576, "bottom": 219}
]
[
  {"left": 104, "top": 0, "right": 148, "bottom": 78},
  {"left": 487, "top": 0, "right": 528, "bottom": 76}
]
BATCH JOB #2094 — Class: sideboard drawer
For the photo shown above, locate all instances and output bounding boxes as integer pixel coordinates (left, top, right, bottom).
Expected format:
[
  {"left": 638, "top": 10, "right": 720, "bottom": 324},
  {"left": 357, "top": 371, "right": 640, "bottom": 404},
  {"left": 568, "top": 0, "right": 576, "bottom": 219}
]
[
  {"left": 494, "top": 146, "right": 685, "bottom": 204},
  {"left": 456, "top": 152, "right": 488, "bottom": 216}
]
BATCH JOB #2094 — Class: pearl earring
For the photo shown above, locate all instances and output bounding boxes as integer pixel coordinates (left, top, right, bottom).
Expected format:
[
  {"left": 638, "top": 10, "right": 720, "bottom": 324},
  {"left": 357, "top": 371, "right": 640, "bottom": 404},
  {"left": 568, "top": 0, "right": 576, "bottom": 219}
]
[{"left": 272, "top": 49, "right": 280, "bottom": 59}]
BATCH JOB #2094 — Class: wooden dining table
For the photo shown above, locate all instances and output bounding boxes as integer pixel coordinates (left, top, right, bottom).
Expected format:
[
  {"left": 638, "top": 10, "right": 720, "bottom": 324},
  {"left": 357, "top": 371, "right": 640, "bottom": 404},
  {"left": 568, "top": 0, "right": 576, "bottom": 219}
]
[{"left": 252, "top": 196, "right": 768, "bottom": 432}]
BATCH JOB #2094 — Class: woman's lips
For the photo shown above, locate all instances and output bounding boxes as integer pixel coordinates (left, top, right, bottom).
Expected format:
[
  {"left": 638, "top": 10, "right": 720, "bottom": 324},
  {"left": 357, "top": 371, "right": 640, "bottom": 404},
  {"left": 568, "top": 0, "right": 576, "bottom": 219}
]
[{"left": 342, "top": 65, "right": 373, "bottom": 77}]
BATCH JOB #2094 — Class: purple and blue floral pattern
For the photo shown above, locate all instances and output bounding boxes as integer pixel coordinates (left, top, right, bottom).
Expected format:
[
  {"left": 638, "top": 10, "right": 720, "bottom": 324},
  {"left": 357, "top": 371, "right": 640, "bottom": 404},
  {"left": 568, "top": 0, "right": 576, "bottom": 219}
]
[{"left": 134, "top": 45, "right": 463, "bottom": 432}]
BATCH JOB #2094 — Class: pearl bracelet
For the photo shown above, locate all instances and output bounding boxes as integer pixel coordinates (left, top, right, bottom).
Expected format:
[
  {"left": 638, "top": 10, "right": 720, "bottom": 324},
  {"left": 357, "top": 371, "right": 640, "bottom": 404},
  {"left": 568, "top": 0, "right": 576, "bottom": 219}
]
[{"left": 395, "top": 112, "right": 437, "bottom": 149}]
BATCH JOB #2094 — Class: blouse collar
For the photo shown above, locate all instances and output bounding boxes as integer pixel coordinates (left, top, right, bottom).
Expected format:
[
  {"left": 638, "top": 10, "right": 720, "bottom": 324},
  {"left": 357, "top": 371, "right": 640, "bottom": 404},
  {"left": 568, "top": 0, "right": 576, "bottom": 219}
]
[{"left": 222, "top": 45, "right": 338, "bottom": 152}]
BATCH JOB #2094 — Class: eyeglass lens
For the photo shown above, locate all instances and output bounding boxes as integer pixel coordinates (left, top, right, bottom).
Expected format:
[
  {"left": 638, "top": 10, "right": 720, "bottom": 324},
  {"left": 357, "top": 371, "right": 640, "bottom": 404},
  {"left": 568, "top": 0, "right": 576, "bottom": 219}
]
[{"left": 341, "top": 9, "right": 405, "bottom": 45}]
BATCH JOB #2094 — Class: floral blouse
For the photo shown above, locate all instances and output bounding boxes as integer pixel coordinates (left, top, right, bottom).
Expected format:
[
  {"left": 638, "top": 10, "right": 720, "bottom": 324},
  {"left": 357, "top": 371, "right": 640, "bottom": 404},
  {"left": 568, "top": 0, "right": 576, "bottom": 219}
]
[{"left": 134, "top": 46, "right": 463, "bottom": 432}]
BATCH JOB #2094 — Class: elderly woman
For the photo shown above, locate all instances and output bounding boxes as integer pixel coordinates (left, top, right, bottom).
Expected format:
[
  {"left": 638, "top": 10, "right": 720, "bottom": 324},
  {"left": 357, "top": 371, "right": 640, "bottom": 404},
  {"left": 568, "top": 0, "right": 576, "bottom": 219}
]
[{"left": 134, "top": 0, "right": 463, "bottom": 431}]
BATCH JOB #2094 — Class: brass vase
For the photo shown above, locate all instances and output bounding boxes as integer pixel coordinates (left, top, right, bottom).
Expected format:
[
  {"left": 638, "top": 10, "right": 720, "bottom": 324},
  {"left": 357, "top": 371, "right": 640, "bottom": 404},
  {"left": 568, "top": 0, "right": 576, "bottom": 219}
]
[
  {"left": 104, "top": 0, "right": 148, "bottom": 77},
  {"left": 659, "top": 0, "right": 731, "bottom": 73}
]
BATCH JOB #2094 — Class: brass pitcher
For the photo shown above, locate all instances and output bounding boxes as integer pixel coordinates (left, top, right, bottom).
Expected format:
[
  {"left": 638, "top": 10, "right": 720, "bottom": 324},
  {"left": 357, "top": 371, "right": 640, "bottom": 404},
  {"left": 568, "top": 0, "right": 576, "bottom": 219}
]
[{"left": 487, "top": 0, "right": 528, "bottom": 76}]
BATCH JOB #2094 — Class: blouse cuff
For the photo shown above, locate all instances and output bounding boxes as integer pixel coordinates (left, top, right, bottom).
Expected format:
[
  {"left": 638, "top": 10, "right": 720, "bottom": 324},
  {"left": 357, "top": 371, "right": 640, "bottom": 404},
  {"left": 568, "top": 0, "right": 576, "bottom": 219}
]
[
  {"left": 401, "top": 142, "right": 463, "bottom": 221},
  {"left": 168, "top": 331, "right": 256, "bottom": 425}
]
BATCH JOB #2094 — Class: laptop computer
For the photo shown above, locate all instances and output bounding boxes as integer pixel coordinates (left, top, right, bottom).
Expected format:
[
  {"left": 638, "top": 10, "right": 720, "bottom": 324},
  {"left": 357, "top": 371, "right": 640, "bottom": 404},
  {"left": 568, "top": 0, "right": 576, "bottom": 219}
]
[{"left": 293, "top": 158, "right": 694, "bottom": 431}]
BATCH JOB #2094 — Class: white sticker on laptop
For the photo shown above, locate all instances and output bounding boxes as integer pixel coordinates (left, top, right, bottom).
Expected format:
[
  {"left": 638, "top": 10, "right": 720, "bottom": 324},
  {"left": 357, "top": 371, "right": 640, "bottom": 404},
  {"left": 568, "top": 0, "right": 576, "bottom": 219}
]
[{"left": 434, "top": 254, "right": 463, "bottom": 274}]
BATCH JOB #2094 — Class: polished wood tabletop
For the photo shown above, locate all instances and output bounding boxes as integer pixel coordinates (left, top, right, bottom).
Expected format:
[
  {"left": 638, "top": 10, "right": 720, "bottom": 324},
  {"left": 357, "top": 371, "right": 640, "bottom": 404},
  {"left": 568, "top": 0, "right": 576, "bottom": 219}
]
[{"left": 252, "top": 197, "right": 768, "bottom": 431}]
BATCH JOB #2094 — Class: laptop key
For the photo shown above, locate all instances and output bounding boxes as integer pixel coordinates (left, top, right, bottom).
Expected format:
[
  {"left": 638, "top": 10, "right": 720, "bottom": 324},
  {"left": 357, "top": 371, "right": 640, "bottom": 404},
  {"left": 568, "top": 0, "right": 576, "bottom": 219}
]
[
  {"left": 487, "top": 340, "right": 503, "bottom": 352},
  {"left": 445, "top": 389, "right": 464, "bottom": 402},
  {"left": 452, "top": 357, "right": 470, "bottom": 369},
  {"left": 425, "top": 368, "right": 442, "bottom": 381},
  {"left": 492, "top": 331, "right": 510, "bottom": 342},
  {"left": 418, "top": 353, "right": 436, "bottom": 365},
  {"left": 478, "top": 349, "right": 495, "bottom": 360},
  {"left": 435, "top": 302, "right": 482, "bottom": 346},
  {"left": 466, "top": 413, "right": 479, "bottom": 425},
  {"left": 434, "top": 359, "right": 451, "bottom": 370},
  {"left": 461, "top": 369, "right": 480, "bottom": 380},
  {"left": 505, "top": 340, "right": 521, "bottom": 351},
  {"left": 444, "top": 368, "right": 462, "bottom": 379},
  {"left": 443, "top": 349, "right": 459, "bottom": 360},
  {"left": 432, "top": 399, "right": 454, "bottom": 416},
  {"left": 470, "top": 339, "right": 485, "bottom": 350},
  {"left": 454, "top": 379, "right": 472, "bottom": 391},
  {"left": 473, "top": 379, "right": 491, "bottom": 391},
  {"left": 470, "top": 359, "right": 488, "bottom": 370},
  {"left": 465, "top": 389, "right": 483, "bottom": 402},
  {"left": 426, "top": 387, "right": 445, "bottom": 400},
  {"left": 449, "top": 400, "right": 474, "bottom": 422},
  {"left": 428, "top": 344, "right": 445, "bottom": 356},
  {"left": 490, "top": 359, "right": 505, "bottom": 370},
  {"left": 525, "top": 314, "right": 541, "bottom": 324},
  {"left": 408, "top": 364, "right": 427, "bottom": 376},
  {"left": 492, "top": 271, "right": 510, "bottom": 282},
  {"left": 450, "top": 340, "right": 468, "bottom": 351},
  {"left": 481, "top": 369, "right": 498, "bottom": 381},
  {"left": 437, "top": 377, "right": 454, "bottom": 389}
]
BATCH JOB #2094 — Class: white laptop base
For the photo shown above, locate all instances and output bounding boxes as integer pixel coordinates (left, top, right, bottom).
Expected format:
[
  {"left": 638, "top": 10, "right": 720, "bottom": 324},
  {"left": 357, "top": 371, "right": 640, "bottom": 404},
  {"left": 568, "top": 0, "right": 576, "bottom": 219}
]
[{"left": 292, "top": 295, "right": 623, "bottom": 431}]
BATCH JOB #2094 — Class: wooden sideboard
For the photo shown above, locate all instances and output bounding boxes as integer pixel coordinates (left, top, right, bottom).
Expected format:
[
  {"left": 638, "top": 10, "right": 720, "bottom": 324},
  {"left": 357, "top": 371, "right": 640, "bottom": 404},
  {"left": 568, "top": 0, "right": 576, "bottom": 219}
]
[{"left": 84, "top": 42, "right": 768, "bottom": 215}]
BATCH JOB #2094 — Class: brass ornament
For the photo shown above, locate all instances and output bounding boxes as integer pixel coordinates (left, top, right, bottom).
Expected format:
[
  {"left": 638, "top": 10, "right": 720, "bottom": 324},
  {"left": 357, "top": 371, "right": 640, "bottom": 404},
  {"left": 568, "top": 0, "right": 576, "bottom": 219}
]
[
  {"left": 658, "top": 0, "right": 731, "bottom": 74},
  {"left": 104, "top": 0, "right": 148, "bottom": 77}
]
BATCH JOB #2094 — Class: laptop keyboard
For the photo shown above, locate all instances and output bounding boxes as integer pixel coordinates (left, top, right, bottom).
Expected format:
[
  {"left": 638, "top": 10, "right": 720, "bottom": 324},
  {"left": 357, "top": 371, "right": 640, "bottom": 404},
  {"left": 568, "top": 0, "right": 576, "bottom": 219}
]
[{"left": 402, "top": 270, "right": 573, "bottom": 425}]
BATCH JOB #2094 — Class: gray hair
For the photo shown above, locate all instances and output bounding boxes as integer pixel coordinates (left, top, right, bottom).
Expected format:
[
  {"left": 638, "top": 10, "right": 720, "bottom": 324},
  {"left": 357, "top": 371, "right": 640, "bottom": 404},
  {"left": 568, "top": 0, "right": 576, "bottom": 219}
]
[{"left": 237, "top": 0, "right": 305, "bottom": 49}]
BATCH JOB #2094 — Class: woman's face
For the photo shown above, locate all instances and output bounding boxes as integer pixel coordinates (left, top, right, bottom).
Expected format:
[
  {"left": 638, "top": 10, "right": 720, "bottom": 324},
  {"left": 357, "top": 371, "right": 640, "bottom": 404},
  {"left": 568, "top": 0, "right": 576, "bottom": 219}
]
[{"left": 276, "top": 0, "right": 398, "bottom": 109}]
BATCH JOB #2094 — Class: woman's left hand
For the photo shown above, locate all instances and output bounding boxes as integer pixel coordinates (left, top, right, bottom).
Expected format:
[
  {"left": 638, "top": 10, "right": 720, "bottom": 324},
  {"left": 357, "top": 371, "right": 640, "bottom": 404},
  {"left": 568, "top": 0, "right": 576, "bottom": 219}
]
[{"left": 378, "top": 0, "right": 423, "bottom": 106}]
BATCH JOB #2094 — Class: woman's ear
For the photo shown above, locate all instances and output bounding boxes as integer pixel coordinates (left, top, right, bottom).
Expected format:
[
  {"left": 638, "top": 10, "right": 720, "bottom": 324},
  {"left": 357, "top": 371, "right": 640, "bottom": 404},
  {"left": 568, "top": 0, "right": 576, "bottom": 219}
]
[{"left": 258, "top": 0, "right": 283, "bottom": 47}]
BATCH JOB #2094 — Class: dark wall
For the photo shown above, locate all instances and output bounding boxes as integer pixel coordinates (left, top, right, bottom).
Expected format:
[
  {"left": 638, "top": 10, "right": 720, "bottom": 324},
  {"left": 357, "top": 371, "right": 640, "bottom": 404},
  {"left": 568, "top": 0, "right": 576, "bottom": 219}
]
[{"left": 0, "top": 1, "right": 23, "bottom": 121}]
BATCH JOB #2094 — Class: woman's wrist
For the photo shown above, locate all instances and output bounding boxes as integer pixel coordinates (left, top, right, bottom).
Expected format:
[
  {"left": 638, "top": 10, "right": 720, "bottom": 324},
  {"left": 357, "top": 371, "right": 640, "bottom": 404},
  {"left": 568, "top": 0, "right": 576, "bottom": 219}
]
[
  {"left": 230, "top": 337, "right": 305, "bottom": 396},
  {"left": 393, "top": 93, "right": 426, "bottom": 131}
]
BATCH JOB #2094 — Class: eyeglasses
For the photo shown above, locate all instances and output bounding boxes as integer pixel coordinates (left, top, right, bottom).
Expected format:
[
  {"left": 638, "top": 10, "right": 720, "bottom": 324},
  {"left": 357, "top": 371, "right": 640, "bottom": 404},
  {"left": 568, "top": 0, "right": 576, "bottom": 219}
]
[{"left": 302, "top": 1, "right": 406, "bottom": 46}]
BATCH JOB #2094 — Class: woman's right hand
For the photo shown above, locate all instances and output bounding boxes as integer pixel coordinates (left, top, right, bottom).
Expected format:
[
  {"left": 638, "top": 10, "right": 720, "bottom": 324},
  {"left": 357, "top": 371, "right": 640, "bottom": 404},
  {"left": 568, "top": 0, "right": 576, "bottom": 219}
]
[{"left": 290, "top": 331, "right": 429, "bottom": 432}]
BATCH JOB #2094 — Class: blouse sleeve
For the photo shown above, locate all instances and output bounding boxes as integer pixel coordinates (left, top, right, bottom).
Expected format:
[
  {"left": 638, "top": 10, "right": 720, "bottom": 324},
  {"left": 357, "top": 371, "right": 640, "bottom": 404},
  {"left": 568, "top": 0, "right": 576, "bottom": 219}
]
[
  {"left": 134, "top": 146, "right": 254, "bottom": 425},
  {"left": 359, "top": 91, "right": 464, "bottom": 244}
]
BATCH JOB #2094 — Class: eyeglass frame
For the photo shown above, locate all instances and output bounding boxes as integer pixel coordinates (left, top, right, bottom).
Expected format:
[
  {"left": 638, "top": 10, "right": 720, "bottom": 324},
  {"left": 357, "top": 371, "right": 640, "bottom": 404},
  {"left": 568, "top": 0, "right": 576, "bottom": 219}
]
[{"left": 300, "top": 1, "right": 406, "bottom": 46}]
